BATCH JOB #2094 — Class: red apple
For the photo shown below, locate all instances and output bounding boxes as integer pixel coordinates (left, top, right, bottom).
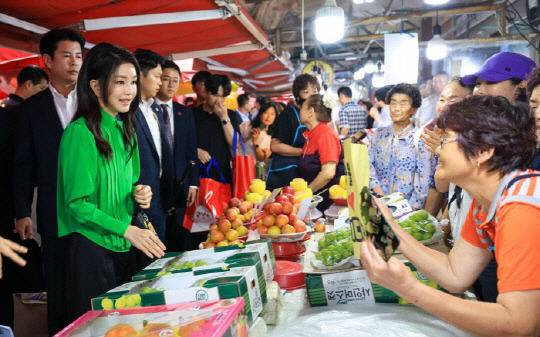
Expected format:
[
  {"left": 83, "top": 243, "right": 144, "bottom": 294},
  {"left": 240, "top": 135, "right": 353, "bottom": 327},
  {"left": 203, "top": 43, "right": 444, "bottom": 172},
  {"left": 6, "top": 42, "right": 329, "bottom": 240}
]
[
  {"left": 294, "top": 221, "right": 307, "bottom": 233},
  {"left": 226, "top": 208, "right": 238, "bottom": 221},
  {"left": 243, "top": 201, "right": 254, "bottom": 210},
  {"left": 288, "top": 213, "right": 298, "bottom": 225},
  {"left": 228, "top": 198, "right": 241, "bottom": 208},
  {"left": 218, "top": 219, "right": 232, "bottom": 233},
  {"left": 281, "top": 224, "right": 296, "bottom": 234},
  {"left": 275, "top": 195, "right": 289, "bottom": 204},
  {"left": 281, "top": 201, "right": 293, "bottom": 215},
  {"left": 284, "top": 193, "right": 295, "bottom": 204},
  {"left": 231, "top": 218, "right": 243, "bottom": 229},
  {"left": 238, "top": 204, "right": 248, "bottom": 214},
  {"left": 262, "top": 214, "right": 276, "bottom": 227},
  {"left": 275, "top": 214, "right": 289, "bottom": 228},
  {"left": 258, "top": 226, "right": 268, "bottom": 234},
  {"left": 267, "top": 202, "right": 283, "bottom": 215},
  {"left": 282, "top": 186, "right": 295, "bottom": 195}
]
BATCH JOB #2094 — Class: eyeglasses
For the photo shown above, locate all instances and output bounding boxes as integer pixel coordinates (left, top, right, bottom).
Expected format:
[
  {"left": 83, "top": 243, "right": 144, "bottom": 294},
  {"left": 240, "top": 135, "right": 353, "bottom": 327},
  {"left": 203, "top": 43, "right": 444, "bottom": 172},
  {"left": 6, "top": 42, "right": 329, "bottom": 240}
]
[{"left": 440, "top": 136, "right": 458, "bottom": 149}]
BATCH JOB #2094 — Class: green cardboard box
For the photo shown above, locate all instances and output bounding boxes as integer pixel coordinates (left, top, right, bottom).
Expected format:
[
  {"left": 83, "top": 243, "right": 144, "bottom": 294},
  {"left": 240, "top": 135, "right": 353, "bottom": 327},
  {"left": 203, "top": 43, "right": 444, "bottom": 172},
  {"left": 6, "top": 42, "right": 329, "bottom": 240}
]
[
  {"left": 92, "top": 263, "right": 266, "bottom": 323},
  {"left": 306, "top": 263, "right": 445, "bottom": 306},
  {"left": 133, "top": 239, "right": 276, "bottom": 285}
]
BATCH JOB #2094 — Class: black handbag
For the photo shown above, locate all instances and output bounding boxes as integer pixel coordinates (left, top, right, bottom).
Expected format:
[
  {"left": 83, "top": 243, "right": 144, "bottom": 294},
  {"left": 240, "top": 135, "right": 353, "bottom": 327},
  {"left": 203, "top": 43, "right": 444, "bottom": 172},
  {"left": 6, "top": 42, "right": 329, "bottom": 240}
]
[{"left": 173, "top": 160, "right": 196, "bottom": 208}]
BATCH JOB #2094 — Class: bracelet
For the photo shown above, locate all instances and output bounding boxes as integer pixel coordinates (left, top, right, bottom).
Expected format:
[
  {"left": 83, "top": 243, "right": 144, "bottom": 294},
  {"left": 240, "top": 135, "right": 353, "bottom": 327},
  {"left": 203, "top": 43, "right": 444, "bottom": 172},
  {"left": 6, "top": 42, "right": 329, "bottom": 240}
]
[{"left": 221, "top": 118, "right": 230, "bottom": 125}]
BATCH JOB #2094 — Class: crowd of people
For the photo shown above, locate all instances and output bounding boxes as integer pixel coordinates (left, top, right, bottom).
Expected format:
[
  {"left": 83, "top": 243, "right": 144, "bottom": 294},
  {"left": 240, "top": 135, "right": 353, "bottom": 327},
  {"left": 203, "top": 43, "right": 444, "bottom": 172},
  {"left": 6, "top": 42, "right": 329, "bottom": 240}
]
[{"left": 0, "top": 27, "right": 539, "bottom": 336}]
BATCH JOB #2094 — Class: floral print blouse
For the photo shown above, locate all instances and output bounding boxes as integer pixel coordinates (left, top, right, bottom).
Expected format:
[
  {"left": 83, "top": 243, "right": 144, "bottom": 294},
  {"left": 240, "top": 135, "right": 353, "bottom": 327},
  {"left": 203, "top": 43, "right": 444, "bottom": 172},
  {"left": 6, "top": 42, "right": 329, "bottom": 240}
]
[{"left": 368, "top": 124, "right": 433, "bottom": 209}]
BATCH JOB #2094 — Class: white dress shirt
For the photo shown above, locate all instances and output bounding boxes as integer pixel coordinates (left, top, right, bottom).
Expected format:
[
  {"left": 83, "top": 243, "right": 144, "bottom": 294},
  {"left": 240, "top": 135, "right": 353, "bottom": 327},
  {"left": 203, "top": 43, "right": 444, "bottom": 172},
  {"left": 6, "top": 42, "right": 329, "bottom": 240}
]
[
  {"left": 49, "top": 84, "right": 78, "bottom": 129},
  {"left": 139, "top": 98, "right": 162, "bottom": 163},
  {"left": 154, "top": 98, "right": 175, "bottom": 138}
]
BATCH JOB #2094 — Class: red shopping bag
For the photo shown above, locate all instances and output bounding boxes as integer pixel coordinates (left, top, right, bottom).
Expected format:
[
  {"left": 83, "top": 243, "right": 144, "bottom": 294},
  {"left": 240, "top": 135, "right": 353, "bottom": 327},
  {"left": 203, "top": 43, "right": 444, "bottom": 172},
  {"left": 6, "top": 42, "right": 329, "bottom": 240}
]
[
  {"left": 184, "top": 159, "right": 232, "bottom": 233},
  {"left": 232, "top": 131, "right": 255, "bottom": 199}
]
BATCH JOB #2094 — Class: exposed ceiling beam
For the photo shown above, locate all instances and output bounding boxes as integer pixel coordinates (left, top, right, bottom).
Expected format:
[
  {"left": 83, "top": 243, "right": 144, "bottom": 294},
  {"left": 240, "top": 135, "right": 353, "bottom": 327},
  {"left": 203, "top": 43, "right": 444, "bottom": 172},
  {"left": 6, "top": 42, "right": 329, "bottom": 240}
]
[
  {"left": 171, "top": 43, "right": 261, "bottom": 60},
  {"left": 363, "top": 0, "right": 397, "bottom": 54}
]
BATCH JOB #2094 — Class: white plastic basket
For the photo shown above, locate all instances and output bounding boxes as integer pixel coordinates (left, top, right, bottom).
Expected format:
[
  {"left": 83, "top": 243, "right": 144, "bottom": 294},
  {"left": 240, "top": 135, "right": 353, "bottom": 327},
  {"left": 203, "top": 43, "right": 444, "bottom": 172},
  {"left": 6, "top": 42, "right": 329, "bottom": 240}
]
[{"left": 398, "top": 211, "right": 443, "bottom": 245}]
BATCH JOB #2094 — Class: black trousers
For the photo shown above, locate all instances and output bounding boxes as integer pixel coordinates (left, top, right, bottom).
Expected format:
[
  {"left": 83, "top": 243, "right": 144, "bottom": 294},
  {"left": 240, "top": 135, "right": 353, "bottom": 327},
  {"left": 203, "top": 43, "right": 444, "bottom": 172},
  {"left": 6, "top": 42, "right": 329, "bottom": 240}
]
[
  {"left": 0, "top": 255, "right": 14, "bottom": 328},
  {"left": 42, "top": 235, "right": 69, "bottom": 336},
  {"left": 473, "top": 257, "right": 499, "bottom": 303},
  {"left": 65, "top": 233, "right": 134, "bottom": 323}
]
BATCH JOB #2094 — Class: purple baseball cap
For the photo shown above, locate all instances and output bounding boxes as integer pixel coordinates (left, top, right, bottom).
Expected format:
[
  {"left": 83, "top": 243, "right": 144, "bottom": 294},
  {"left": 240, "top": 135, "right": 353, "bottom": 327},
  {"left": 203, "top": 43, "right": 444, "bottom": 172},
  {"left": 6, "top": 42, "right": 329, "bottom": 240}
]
[{"left": 462, "top": 52, "right": 537, "bottom": 85}]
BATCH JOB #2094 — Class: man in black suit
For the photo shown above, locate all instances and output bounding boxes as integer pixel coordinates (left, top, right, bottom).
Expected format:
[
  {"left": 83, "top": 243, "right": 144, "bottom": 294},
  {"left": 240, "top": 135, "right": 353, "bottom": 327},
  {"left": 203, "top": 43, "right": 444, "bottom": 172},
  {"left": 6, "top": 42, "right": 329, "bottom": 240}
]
[
  {"left": 155, "top": 60, "right": 199, "bottom": 251},
  {"left": 133, "top": 49, "right": 174, "bottom": 246},
  {"left": 12, "top": 28, "right": 85, "bottom": 336},
  {"left": 0, "top": 65, "right": 48, "bottom": 330}
]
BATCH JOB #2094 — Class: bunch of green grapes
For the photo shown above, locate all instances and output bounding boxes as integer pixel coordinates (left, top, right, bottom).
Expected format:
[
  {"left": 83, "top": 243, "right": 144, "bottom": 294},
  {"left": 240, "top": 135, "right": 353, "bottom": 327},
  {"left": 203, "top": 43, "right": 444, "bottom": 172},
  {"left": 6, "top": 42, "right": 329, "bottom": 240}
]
[
  {"left": 398, "top": 210, "right": 436, "bottom": 241},
  {"left": 164, "top": 259, "right": 209, "bottom": 273},
  {"left": 317, "top": 229, "right": 352, "bottom": 251},
  {"left": 315, "top": 240, "right": 354, "bottom": 266}
]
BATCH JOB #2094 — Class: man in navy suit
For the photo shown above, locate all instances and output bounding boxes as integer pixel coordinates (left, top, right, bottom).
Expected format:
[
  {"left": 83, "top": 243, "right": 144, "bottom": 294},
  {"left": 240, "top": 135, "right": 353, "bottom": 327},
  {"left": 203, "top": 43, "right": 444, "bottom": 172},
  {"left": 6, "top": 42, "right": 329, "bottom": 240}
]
[
  {"left": 133, "top": 49, "right": 174, "bottom": 245},
  {"left": 12, "top": 28, "right": 85, "bottom": 336},
  {"left": 155, "top": 61, "right": 199, "bottom": 252}
]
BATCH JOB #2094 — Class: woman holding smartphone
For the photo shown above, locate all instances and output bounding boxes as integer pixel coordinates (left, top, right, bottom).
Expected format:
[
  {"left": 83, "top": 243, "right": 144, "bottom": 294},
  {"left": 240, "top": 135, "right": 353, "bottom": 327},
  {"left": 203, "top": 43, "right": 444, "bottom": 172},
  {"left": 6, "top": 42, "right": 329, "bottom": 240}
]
[
  {"left": 57, "top": 43, "right": 165, "bottom": 320},
  {"left": 251, "top": 102, "right": 278, "bottom": 179}
]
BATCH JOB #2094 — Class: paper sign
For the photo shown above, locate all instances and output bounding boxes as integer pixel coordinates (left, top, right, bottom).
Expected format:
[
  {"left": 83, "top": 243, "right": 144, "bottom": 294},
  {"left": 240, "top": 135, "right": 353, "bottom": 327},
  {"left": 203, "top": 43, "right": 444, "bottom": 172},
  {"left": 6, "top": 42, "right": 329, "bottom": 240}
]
[
  {"left": 297, "top": 198, "right": 311, "bottom": 221},
  {"left": 333, "top": 217, "right": 349, "bottom": 231},
  {"left": 322, "top": 270, "right": 374, "bottom": 305},
  {"left": 384, "top": 33, "right": 419, "bottom": 85}
]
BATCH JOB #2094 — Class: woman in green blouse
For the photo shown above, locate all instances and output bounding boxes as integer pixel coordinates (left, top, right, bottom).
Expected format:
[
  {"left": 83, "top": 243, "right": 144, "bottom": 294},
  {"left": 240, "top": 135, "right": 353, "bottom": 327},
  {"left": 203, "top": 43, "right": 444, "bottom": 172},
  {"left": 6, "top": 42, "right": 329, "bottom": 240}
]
[{"left": 57, "top": 43, "right": 165, "bottom": 320}]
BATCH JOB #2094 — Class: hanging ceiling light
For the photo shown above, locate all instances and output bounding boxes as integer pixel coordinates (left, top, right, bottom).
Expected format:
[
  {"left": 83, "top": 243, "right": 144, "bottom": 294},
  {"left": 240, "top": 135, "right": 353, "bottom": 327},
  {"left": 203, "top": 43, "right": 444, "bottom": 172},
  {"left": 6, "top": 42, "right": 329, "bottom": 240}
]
[
  {"left": 353, "top": 68, "right": 365, "bottom": 81},
  {"left": 424, "top": 0, "right": 449, "bottom": 4},
  {"left": 426, "top": 11, "right": 448, "bottom": 60},
  {"left": 363, "top": 59, "right": 377, "bottom": 73},
  {"left": 315, "top": 0, "right": 345, "bottom": 44},
  {"left": 372, "top": 72, "right": 385, "bottom": 88}
]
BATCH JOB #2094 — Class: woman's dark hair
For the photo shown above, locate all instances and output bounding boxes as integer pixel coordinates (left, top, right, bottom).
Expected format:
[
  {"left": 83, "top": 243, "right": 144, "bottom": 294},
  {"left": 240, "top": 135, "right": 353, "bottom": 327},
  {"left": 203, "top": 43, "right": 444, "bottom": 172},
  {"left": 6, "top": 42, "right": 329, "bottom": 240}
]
[
  {"left": 74, "top": 43, "right": 140, "bottom": 160},
  {"left": 39, "top": 28, "right": 85, "bottom": 58},
  {"left": 386, "top": 83, "right": 422, "bottom": 108},
  {"left": 360, "top": 100, "right": 373, "bottom": 111},
  {"left": 437, "top": 95, "right": 536, "bottom": 175},
  {"left": 509, "top": 77, "right": 528, "bottom": 102},
  {"left": 133, "top": 48, "right": 164, "bottom": 75},
  {"left": 305, "top": 94, "right": 331, "bottom": 122},
  {"left": 205, "top": 74, "right": 232, "bottom": 96},
  {"left": 527, "top": 67, "right": 540, "bottom": 97},
  {"left": 451, "top": 76, "right": 475, "bottom": 93},
  {"left": 252, "top": 102, "right": 278, "bottom": 135},
  {"left": 292, "top": 74, "right": 321, "bottom": 103}
]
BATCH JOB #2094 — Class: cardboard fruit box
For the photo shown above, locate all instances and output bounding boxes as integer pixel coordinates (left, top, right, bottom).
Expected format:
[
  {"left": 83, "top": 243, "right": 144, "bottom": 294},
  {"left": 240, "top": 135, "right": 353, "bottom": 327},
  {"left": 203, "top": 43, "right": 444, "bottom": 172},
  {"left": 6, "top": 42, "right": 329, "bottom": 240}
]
[
  {"left": 92, "top": 263, "right": 266, "bottom": 323},
  {"left": 55, "top": 298, "right": 248, "bottom": 337},
  {"left": 306, "top": 263, "right": 446, "bottom": 306},
  {"left": 134, "top": 239, "right": 276, "bottom": 285}
]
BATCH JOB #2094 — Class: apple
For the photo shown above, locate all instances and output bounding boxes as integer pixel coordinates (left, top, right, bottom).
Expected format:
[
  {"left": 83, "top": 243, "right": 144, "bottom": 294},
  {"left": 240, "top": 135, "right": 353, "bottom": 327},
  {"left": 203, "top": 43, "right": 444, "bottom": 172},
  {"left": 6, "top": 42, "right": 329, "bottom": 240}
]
[
  {"left": 282, "top": 186, "right": 295, "bottom": 195},
  {"left": 294, "top": 221, "right": 307, "bottom": 233},
  {"left": 218, "top": 219, "right": 232, "bottom": 233},
  {"left": 231, "top": 218, "right": 243, "bottom": 229},
  {"left": 236, "top": 225, "right": 248, "bottom": 236},
  {"left": 314, "top": 222, "right": 325, "bottom": 233},
  {"left": 210, "top": 224, "right": 218, "bottom": 231},
  {"left": 226, "top": 208, "right": 238, "bottom": 221},
  {"left": 238, "top": 204, "right": 248, "bottom": 214},
  {"left": 262, "top": 214, "right": 275, "bottom": 227},
  {"left": 210, "top": 229, "right": 225, "bottom": 243},
  {"left": 225, "top": 229, "right": 239, "bottom": 241},
  {"left": 216, "top": 240, "right": 229, "bottom": 247},
  {"left": 217, "top": 215, "right": 226, "bottom": 222},
  {"left": 275, "top": 195, "right": 289, "bottom": 204},
  {"left": 275, "top": 214, "right": 289, "bottom": 228},
  {"left": 228, "top": 198, "right": 241, "bottom": 208},
  {"left": 288, "top": 213, "right": 298, "bottom": 225},
  {"left": 281, "top": 224, "right": 296, "bottom": 234},
  {"left": 258, "top": 226, "right": 268, "bottom": 234},
  {"left": 281, "top": 201, "right": 293, "bottom": 214},
  {"left": 267, "top": 202, "right": 283, "bottom": 215},
  {"left": 244, "top": 201, "right": 254, "bottom": 210},
  {"left": 284, "top": 193, "right": 295, "bottom": 204},
  {"left": 206, "top": 242, "right": 216, "bottom": 248},
  {"left": 267, "top": 226, "right": 281, "bottom": 238},
  {"left": 236, "top": 214, "right": 245, "bottom": 222}
]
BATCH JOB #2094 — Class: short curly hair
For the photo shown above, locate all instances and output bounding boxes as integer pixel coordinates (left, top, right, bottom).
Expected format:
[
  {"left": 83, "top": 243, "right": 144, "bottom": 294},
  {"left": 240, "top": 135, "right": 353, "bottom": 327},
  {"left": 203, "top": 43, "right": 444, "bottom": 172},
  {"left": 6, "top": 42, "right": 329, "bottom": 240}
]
[
  {"left": 292, "top": 74, "right": 321, "bottom": 103},
  {"left": 527, "top": 67, "right": 540, "bottom": 97},
  {"left": 437, "top": 95, "right": 536, "bottom": 175},
  {"left": 386, "top": 83, "right": 422, "bottom": 108}
]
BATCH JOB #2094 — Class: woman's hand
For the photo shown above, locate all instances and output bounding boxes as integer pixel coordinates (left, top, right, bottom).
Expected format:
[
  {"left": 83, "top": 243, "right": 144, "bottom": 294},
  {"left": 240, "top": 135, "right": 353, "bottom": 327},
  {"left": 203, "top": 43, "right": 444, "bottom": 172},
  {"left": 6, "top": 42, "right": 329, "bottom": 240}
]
[
  {"left": 187, "top": 187, "right": 198, "bottom": 207},
  {"left": 251, "top": 128, "right": 261, "bottom": 140},
  {"left": 197, "top": 148, "right": 211, "bottom": 164},
  {"left": 124, "top": 225, "right": 166, "bottom": 259},
  {"left": 134, "top": 185, "right": 152, "bottom": 209},
  {"left": 421, "top": 126, "right": 442, "bottom": 156},
  {"left": 360, "top": 237, "right": 418, "bottom": 294},
  {"left": 0, "top": 236, "right": 27, "bottom": 279}
]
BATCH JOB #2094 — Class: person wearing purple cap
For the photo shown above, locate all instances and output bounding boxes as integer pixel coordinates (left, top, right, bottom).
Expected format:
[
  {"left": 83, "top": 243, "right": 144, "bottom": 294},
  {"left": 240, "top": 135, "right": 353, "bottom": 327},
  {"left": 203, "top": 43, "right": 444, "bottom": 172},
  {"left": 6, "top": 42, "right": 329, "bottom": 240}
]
[
  {"left": 461, "top": 51, "right": 537, "bottom": 304},
  {"left": 463, "top": 52, "right": 536, "bottom": 103}
]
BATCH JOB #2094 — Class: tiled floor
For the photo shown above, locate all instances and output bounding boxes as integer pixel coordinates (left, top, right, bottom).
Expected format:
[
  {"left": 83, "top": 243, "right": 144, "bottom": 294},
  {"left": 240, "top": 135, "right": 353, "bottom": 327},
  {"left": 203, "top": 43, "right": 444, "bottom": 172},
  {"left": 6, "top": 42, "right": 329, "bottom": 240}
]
[{"left": 13, "top": 296, "right": 48, "bottom": 337}]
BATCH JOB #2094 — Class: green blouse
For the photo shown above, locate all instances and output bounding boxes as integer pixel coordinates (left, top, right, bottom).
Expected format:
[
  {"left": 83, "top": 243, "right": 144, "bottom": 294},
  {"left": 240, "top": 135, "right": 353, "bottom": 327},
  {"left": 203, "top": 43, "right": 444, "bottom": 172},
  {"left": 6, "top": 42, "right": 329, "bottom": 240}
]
[{"left": 57, "top": 109, "right": 139, "bottom": 252}]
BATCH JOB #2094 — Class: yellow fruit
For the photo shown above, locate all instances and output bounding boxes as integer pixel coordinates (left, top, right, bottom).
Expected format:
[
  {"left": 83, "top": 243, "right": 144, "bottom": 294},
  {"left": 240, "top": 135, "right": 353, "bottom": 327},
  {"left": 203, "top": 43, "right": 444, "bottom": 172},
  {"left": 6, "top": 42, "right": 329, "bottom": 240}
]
[
  {"left": 267, "top": 226, "right": 281, "bottom": 238},
  {"left": 249, "top": 179, "right": 266, "bottom": 194},
  {"left": 262, "top": 190, "right": 272, "bottom": 197},
  {"left": 216, "top": 240, "right": 229, "bottom": 247},
  {"left": 339, "top": 175, "right": 346, "bottom": 189},
  {"left": 290, "top": 178, "right": 307, "bottom": 192},
  {"left": 245, "top": 192, "right": 263, "bottom": 203},
  {"left": 236, "top": 225, "right": 248, "bottom": 237},
  {"left": 101, "top": 298, "right": 114, "bottom": 310}
]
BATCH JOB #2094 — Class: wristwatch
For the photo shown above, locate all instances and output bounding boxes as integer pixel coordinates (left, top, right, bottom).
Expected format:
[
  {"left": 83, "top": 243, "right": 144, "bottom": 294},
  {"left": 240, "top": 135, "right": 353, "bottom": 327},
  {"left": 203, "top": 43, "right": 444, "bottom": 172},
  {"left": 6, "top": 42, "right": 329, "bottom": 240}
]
[{"left": 221, "top": 118, "right": 230, "bottom": 125}]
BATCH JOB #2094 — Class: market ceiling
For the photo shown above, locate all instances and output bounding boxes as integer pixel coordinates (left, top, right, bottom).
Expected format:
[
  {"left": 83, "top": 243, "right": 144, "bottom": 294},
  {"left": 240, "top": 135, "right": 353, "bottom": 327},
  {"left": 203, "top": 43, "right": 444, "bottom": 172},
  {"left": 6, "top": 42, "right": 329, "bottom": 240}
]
[{"left": 0, "top": 0, "right": 529, "bottom": 95}]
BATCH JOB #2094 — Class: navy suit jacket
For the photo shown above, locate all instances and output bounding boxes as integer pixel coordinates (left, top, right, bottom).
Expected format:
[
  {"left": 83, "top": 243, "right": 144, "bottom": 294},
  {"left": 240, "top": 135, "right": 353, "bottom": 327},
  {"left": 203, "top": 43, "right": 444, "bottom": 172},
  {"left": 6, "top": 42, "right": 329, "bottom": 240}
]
[
  {"left": 171, "top": 102, "right": 199, "bottom": 194},
  {"left": 135, "top": 103, "right": 174, "bottom": 240},
  {"left": 12, "top": 88, "right": 64, "bottom": 238}
]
